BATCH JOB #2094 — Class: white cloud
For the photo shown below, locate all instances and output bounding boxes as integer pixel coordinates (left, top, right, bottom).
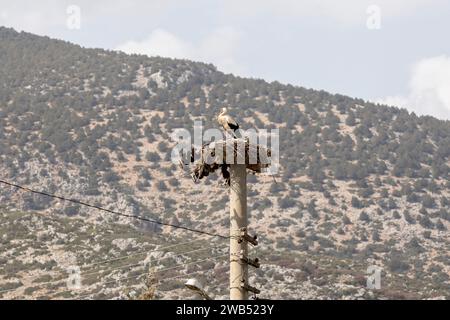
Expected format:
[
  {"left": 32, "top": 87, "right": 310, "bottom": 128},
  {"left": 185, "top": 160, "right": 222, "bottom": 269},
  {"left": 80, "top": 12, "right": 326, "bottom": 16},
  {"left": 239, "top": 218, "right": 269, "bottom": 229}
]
[
  {"left": 378, "top": 55, "right": 450, "bottom": 120},
  {"left": 221, "top": 0, "right": 445, "bottom": 25},
  {"left": 0, "top": 2, "right": 63, "bottom": 35},
  {"left": 198, "top": 27, "right": 243, "bottom": 75},
  {"left": 0, "top": 0, "right": 174, "bottom": 35},
  {"left": 115, "top": 27, "right": 244, "bottom": 75},
  {"left": 116, "top": 28, "right": 193, "bottom": 59},
  {"left": 2, "top": 0, "right": 443, "bottom": 36}
]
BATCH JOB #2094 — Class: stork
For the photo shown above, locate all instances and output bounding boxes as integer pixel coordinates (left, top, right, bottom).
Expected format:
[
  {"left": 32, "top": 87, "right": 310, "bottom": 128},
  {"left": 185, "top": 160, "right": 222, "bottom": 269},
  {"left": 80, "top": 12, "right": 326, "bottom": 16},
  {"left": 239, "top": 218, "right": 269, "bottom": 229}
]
[{"left": 217, "top": 107, "right": 239, "bottom": 138}]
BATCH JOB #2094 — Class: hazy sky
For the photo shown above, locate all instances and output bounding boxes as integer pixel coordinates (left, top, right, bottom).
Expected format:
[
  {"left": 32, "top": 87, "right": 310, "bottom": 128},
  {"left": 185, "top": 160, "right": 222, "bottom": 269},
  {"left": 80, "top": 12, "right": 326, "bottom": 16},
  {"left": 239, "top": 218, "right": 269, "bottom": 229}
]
[{"left": 1, "top": 0, "right": 449, "bottom": 120}]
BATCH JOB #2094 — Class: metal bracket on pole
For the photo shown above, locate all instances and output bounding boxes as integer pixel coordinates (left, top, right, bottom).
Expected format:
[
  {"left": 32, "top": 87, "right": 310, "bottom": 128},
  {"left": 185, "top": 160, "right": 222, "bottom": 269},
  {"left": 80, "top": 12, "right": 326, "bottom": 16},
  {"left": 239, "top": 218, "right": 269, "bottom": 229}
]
[
  {"left": 238, "top": 250, "right": 260, "bottom": 268},
  {"left": 240, "top": 280, "right": 260, "bottom": 295},
  {"left": 238, "top": 227, "right": 258, "bottom": 246}
]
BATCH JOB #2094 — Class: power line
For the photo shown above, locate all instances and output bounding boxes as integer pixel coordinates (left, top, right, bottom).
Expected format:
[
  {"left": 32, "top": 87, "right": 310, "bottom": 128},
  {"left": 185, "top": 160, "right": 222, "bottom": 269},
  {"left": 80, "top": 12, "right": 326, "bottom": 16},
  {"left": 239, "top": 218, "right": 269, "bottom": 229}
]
[
  {"left": 0, "top": 245, "right": 227, "bottom": 295},
  {"left": 82, "top": 246, "right": 224, "bottom": 278},
  {"left": 0, "top": 178, "right": 228, "bottom": 239},
  {"left": 106, "top": 265, "right": 229, "bottom": 301},
  {"left": 55, "top": 253, "right": 229, "bottom": 300},
  {"left": 0, "top": 238, "right": 207, "bottom": 293},
  {"left": 0, "top": 184, "right": 232, "bottom": 296},
  {"left": 82, "top": 237, "right": 217, "bottom": 269},
  {"left": 1, "top": 213, "right": 227, "bottom": 285},
  {"left": 1, "top": 237, "right": 219, "bottom": 292}
]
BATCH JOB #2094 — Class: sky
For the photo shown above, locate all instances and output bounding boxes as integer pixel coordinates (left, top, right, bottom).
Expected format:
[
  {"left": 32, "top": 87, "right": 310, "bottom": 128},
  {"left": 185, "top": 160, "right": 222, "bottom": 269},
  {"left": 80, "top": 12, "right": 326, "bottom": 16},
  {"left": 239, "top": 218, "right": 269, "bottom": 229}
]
[{"left": 0, "top": 0, "right": 449, "bottom": 120}]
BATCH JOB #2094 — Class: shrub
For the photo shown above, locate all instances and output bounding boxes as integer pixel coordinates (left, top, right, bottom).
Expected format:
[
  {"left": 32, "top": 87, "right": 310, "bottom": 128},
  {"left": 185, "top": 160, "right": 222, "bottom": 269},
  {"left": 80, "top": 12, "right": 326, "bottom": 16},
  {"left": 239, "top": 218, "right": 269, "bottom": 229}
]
[
  {"left": 403, "top": 210, "right": 416, "bottom": 224},
  {"left": 388, "top": 256, "right": 410, "bottom": 273},
  {"left": 419, "top": 216, "right": 434, "bottom": 229},
  {"left": 351, "top": 196, "right": 362, "bottom": 208},
  {"left": 372, "top": 230, "right": 380, "bottom": 242},
  {"left": 145, "top": 151, "right": 161, "bottom": 162},
  {"left": 279, "top": 197, "right": 296, "bottom": 209},
  {"left": 421, "top": 194, "right": 436, "bottom": 209},
  {"left": 156, "top": 181, "right": 168, "bottom": 191},
  {"left": 168, "top": 177, "right": 179, "bottom": 187},
  {"left": 359, "top": 211, "right": 370, "bottom": 222},
  {"left": 436, "top": 219, "right": 446, "bottom": 231},
  {"left": 343, "top": 215, "right": 352, "bottom": 225}
]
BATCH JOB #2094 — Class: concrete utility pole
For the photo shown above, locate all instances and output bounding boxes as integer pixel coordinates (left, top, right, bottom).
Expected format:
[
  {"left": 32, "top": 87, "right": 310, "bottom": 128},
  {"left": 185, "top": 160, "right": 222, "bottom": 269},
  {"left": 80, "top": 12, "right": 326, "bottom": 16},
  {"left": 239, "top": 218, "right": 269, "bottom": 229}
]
[
  {"left": 229, "top": 164, "right": 248, "bottom": 300},
  {"left": 189, "top": 138, "right": 265, "bottom": 300}
]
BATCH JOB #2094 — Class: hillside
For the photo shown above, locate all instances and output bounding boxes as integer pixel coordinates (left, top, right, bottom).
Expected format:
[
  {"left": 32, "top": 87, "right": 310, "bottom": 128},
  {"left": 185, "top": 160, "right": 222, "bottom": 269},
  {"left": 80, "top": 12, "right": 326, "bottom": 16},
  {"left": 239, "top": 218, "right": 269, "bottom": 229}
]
[{"left": 0, "top": 26, "right": 449, "bottom": 300}]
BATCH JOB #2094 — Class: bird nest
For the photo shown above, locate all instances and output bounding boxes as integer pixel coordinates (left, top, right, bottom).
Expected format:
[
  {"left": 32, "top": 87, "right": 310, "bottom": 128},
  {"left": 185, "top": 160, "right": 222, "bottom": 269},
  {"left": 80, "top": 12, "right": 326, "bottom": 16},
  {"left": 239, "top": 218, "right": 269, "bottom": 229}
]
[{"left": 187, "top": 139, "right": 272, "bottom": 184}]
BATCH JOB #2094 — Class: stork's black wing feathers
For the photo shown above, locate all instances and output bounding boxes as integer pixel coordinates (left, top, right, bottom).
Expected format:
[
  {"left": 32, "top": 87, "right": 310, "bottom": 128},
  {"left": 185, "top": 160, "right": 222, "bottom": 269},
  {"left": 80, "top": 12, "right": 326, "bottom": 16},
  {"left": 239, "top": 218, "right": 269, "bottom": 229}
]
[{"left": 228, "top": 122, "right": 239, "bottom": 131}]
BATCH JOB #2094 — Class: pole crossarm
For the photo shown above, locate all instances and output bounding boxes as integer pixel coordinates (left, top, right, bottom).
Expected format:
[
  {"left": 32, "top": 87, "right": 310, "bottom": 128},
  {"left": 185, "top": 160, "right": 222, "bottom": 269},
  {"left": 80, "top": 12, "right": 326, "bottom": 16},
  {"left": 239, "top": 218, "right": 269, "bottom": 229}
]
[
  {"left": 240, "top": 281, "right": 261, "bottom": 295},
  {"left": 238, "top": 227, "right": 258, "bottom": 246},
  {"left": 238, "top": 252, "right": 260, "bottom": 269}
]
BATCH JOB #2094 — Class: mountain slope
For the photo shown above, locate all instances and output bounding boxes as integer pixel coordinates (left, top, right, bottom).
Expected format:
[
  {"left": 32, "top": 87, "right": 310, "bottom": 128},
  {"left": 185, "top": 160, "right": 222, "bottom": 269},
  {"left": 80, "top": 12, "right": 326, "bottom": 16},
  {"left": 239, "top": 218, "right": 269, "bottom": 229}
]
[{"left": 0, "top": 26, "right": 449, "bottom": 299}]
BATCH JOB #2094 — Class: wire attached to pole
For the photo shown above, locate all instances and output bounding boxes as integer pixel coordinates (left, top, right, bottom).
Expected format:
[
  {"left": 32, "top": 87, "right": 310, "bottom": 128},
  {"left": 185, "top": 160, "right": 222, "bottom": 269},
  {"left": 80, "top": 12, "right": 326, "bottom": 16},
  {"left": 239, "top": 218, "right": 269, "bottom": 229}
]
[{"left": 0, "top": 178, "right": 229, "bottom": 239}]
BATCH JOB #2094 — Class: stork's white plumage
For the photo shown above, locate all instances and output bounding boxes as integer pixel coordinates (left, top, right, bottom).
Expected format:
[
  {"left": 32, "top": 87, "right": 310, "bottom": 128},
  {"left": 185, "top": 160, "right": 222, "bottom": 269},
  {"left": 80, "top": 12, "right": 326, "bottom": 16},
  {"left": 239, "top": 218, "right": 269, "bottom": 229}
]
[{"left": 217, "top": 107, "right": 239, "bottom": 138}]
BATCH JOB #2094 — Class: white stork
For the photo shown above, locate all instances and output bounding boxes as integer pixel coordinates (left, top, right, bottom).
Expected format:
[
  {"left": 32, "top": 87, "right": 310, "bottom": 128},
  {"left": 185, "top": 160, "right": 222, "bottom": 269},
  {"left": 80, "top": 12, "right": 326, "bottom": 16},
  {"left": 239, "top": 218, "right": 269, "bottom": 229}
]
[{"left": 217, "top": 107, "right": 239, "bottom": 138}]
